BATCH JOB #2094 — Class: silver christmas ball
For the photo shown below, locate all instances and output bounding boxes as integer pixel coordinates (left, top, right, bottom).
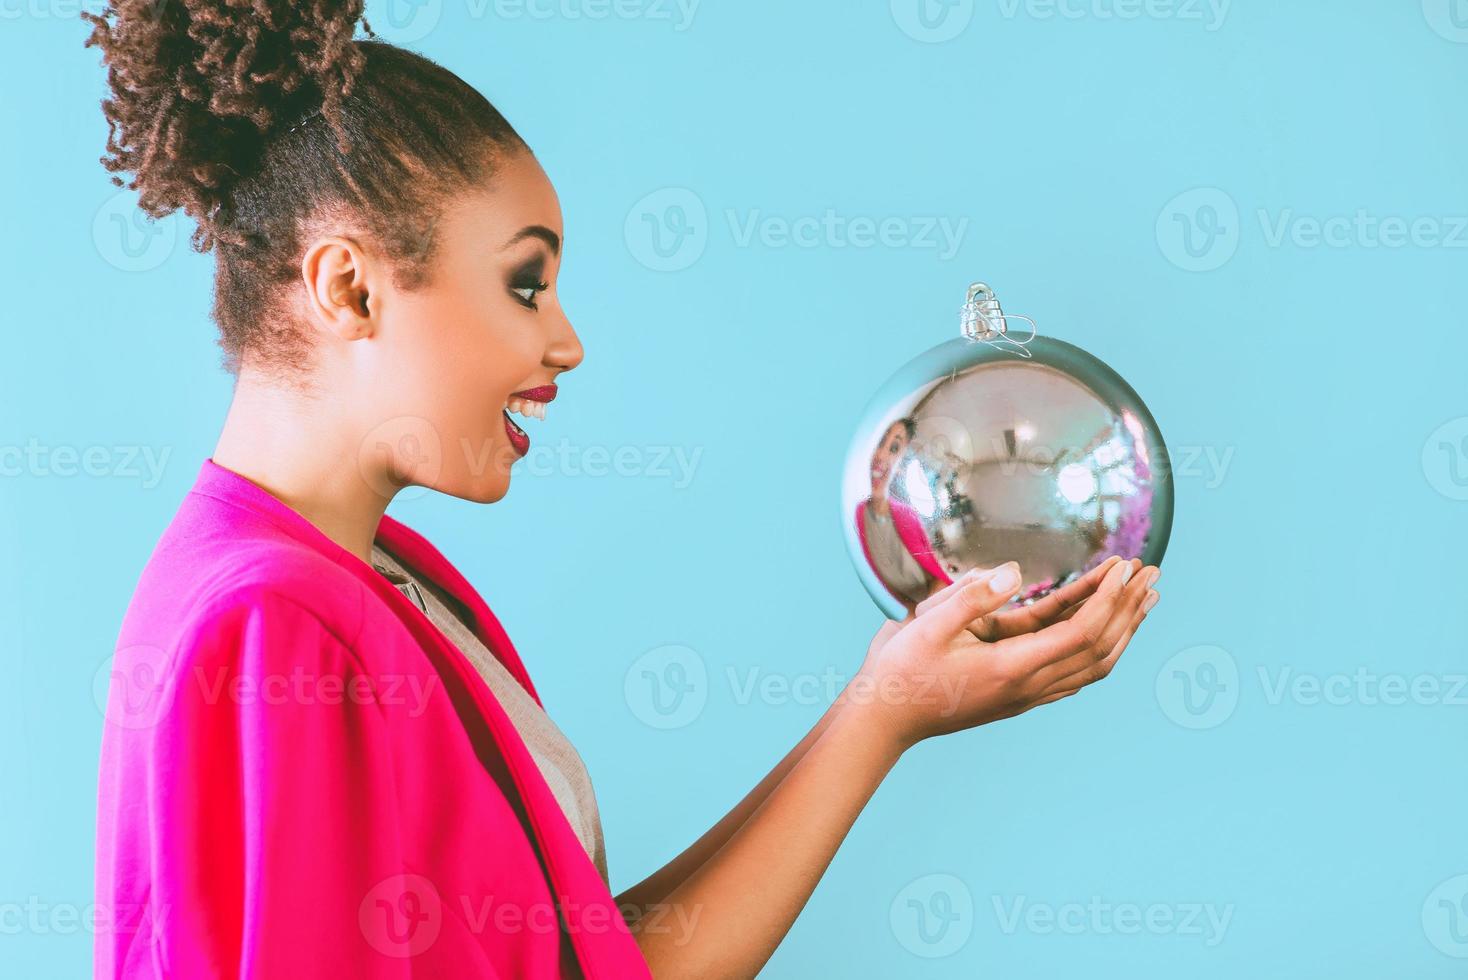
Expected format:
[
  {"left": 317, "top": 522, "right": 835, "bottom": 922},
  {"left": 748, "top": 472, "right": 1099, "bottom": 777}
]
[{"left": 842, "top": 283, "right": 1173, "bottom": 620}]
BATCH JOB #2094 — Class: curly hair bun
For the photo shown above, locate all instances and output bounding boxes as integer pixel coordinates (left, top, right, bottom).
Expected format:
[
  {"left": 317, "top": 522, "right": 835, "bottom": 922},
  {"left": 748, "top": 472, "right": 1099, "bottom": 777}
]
[{"left": 83, "top": 0, "right": 372, "bottom": 245}]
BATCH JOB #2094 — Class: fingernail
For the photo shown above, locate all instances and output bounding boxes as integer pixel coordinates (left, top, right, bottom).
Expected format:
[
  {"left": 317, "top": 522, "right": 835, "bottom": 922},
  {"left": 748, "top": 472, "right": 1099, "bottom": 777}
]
[
  {"left": 1118, "top": 562, "right": 1134, "bottom": 586},
  {"left": 1145, "top": 568, "right": 1160, "bottom": 589},
  {"left": 1142, "top": 591, "right": 1159, "bottom": 613},
  {"left": 989, "top": 564, "right": 1020, "bottom": 593}
]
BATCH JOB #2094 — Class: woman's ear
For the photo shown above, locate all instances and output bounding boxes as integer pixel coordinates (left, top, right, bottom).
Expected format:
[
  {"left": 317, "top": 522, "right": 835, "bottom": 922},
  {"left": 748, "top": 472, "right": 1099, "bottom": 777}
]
[{"left": 300, "top": 235, "right": 375, "bottom": 342}]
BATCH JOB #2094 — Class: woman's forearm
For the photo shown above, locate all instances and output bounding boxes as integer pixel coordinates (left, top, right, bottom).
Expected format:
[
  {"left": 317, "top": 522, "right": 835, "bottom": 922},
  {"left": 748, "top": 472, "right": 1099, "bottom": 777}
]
[
  {"left": 630, "top": 701, "right": 903, "bottom": 980},
  {"left": 615, "top": 697, "right": 845, "bottom": 918}
]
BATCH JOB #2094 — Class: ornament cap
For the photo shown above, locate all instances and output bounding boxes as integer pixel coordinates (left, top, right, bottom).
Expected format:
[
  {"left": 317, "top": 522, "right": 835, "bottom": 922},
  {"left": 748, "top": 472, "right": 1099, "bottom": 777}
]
[
  {"left": 958, "top": 280, "right": 1037, "bottom": 356},
  {"left": 959, "top": 281, "right": 1004, "bottom": 340}
]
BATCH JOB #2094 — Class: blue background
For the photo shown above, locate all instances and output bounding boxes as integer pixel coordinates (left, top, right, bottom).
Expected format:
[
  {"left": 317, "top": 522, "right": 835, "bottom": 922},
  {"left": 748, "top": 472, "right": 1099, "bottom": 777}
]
[{"left": 4, "top": 1, "right": 1466, "bottom": 975}]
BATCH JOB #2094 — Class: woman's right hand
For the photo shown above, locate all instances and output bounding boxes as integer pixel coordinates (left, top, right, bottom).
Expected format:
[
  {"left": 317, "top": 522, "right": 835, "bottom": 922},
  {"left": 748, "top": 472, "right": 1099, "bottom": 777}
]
[{"left": 846, "top": 557, "right": 1159, "bottom": 751}]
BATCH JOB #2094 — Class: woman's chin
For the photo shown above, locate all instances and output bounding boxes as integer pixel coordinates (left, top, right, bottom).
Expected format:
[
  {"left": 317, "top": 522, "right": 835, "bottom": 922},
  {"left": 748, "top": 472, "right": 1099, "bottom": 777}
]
[
  {"left": 457, "top": 475, "right": 511, "bottom": 505},
  {"left": 426, "top": 465, "right": 512, "bottom": 505}
]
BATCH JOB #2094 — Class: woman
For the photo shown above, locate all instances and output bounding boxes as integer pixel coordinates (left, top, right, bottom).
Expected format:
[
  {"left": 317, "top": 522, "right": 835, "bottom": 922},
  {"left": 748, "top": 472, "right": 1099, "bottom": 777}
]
[
  {"left": 83, "top": 2, "right": 1162, "bottom": 976},
  {"left": 856, "top": 417, "right": 954, "bottom": 608}
]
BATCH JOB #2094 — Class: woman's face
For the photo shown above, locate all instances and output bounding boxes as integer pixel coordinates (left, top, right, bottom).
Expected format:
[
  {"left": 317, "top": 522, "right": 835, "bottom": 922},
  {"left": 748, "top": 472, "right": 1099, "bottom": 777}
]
[
  {"left": 334, "top": 148, "right": 582, "bottom": 504},
  {"left": 869, "top": 422, "right": 910, "bottom": 492}
]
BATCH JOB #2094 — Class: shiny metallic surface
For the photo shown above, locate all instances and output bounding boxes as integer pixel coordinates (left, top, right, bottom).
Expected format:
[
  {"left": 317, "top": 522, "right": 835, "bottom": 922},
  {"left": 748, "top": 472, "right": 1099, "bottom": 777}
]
[{"left": 842, "top": 335, "right": 1173, "bottom": 621}]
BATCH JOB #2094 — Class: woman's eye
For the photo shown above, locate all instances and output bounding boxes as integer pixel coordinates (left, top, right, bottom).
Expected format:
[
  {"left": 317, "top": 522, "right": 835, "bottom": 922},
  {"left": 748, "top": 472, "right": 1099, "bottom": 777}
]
[{"left": 510, "top": 281, "right": 548, "bottom": 308}]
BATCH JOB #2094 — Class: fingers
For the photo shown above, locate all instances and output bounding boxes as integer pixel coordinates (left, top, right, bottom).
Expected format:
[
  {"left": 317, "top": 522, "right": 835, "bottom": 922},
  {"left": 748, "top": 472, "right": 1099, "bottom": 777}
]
[
  {"left": 1031, "top": 687, "right": 1080, "bottom": 708},
  {"left": 912, "top": 563, "right": 1015, "bottom": 620},
  {"left": 1028, "top": 563, "right": 1153, "bottom": 689},
  {"left": 914, "top": 557, "right": 1119, "bottom": 644},
  {"left": 975, "top": 556, "right": 1127, "bottom": 641},
  {"left": 1024, "top": 557, "right": 1128, "bottom": 625},
  {"left": 997, "top": 559, "right": 1137, "bottom": 678},
  {"left": 1035, "top": 603, "right": 1149, "bottom": 702},
  {"left": 918, "top": 561, "right": 1028, "bottom": 645},
  {"left": 1048, "top": 561, "right": 1139, "bottom": 627},
  {"left": 911, "top": 573, "right": 969, "bottom": 619},
  {"left": 991, "top": 683, "right": 1082, "bottom": 723},
  {"left": 912, "top": 563, "right": 1023, "bottom": 644},
  {"left": 1034, "top": 566, "right": 1159, "bottom": 695}
]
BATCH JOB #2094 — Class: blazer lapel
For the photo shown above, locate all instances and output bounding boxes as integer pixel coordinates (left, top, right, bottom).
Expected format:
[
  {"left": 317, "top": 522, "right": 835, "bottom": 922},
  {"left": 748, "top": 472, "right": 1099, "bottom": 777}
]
[
  {"left": 374, "top": 514, "right": 542, "bottom": 704},
  {"left": 367, "top": 515, "right": 627, "bottom": 975},
  {"left": 193, "top": 459, "right": 634, "bottom": 977}
]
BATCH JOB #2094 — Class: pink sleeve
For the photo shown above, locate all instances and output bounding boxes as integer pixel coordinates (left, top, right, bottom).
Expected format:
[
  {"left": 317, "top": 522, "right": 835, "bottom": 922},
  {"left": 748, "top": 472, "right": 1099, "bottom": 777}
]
[
  {"left": 889, "top": 499, "right": 953, "bottom": 586},
  {"left": 122, "top": 591, "right": 414, "bottom": 978}
]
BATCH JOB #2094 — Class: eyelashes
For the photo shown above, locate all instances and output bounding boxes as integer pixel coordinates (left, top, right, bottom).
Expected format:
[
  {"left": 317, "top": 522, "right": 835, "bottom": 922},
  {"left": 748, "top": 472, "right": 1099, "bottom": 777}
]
[
  {"left": 510, "top": 280, "right": 548, "bottom": 309},
  {"left": 508, "top": 256, "right": 549, "bottom": 310}
]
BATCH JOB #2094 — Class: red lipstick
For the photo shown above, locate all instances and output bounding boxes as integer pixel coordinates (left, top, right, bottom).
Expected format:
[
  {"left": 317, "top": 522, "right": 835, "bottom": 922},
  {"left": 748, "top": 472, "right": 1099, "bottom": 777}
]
[
  {"left": 502, "top": 410, "right": 529, "bottom": 456},
  {"left": 510, "top": 384, "right": 558, "bottom": 403},
  {"left": 502, "top": 384, "right": 555, "bottom": 457}
]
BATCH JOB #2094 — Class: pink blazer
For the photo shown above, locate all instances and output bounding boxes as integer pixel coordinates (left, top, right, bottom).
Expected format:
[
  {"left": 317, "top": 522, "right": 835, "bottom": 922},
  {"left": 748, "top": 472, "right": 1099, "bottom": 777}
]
[
  {"left": 95, "top": 458, "right": 651, "bottom": 979},
  {"left": 854, "top": 496, "right": 952, "bottom": 602}
]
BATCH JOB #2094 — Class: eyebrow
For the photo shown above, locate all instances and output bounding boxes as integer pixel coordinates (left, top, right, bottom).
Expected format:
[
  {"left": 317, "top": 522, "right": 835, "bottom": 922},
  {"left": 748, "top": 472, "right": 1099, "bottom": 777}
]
[{"left": 502, "top": 224, "right": 561, "bottom": 256}]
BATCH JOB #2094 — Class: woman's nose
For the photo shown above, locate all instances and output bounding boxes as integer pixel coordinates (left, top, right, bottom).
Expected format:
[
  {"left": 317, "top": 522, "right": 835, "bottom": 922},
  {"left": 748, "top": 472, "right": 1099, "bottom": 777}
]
[{"left": 546, "top": 311, "right": 584, "bottom": 373}]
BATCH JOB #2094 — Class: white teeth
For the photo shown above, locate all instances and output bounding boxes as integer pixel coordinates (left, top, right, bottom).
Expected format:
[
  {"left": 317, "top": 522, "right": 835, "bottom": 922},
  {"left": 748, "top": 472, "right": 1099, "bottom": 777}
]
[{"left": 504, "top": 397, "right": 547, "bottom": 422}]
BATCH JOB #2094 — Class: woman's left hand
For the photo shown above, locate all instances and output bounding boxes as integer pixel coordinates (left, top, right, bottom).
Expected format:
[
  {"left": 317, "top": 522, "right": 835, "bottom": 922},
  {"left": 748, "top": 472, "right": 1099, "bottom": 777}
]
[{"left": 850, "top": 556, "right": 1158, "bottom": 749}]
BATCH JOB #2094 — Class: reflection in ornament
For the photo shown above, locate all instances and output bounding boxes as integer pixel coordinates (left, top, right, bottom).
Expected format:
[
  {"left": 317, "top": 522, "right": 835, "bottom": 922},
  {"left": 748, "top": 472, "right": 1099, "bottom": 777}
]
[
  {"left": 853, "top": 417, "right": 954, "bottom": 609},
  {"left": 842, "top": 282, "right": 1173, "bottom": 620}
]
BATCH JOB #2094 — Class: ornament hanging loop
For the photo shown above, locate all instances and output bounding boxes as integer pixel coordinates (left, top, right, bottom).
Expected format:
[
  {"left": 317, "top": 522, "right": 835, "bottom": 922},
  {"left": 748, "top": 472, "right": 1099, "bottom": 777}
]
[{"left": 959, "top": 281, "right": 1036, "bottom": 357}]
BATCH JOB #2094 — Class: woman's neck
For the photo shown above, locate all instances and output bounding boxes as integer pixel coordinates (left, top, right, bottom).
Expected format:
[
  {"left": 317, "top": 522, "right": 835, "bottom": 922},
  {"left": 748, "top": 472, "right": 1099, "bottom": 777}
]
[{"left": 211, "top": 370, "right": 392, "bottom": 566}]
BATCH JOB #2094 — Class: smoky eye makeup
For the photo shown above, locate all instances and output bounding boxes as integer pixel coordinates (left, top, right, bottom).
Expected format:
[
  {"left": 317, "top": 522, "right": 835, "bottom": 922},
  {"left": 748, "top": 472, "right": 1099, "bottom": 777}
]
[{"left": 507, "top": 254, "right": 548, "bottom": 309}]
